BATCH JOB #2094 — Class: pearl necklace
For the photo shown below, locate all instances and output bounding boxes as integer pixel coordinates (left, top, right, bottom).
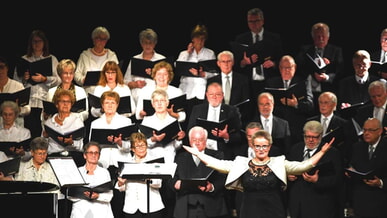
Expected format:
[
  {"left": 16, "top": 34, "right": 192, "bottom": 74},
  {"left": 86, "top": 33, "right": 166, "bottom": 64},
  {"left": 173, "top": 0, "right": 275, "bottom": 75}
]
[{"left": 91, "top": 48, "right": 106, "bottom": 56}]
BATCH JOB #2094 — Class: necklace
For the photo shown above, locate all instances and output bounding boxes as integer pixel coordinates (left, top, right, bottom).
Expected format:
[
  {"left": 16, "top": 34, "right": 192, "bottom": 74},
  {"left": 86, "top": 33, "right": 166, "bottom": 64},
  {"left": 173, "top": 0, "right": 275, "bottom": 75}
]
[
  {"left": 57, "top": 114, "right": 64, "bottom": 121},
  {"left": 91, "top": 48, "right": 106, "bottom": 56}
]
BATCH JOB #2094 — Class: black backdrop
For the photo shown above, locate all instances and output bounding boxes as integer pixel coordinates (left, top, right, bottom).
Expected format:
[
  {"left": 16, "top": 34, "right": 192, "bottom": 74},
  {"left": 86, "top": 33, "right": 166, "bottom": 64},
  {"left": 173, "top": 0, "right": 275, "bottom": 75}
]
[{"left": 1, "top": 2, "right": 385, "bottom": 78}]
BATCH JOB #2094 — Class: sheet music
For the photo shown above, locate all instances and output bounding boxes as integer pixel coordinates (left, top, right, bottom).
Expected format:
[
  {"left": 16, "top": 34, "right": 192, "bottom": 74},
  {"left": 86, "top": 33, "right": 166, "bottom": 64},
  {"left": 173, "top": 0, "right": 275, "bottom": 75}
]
[{"left": 48, "top": 157, "right": 87, "bottom": 187}]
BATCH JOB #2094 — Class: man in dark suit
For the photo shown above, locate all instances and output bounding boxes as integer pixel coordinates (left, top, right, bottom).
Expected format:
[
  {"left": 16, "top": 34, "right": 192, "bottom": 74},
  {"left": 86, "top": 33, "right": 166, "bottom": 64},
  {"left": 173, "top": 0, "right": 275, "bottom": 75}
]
[
  {"left": 346, "top": 118, "right": 387, "bottom": 218},
  {"left": 250, "top": 92, "right": 291, "bottom": 155},
  {"left": 295, "top": 22, "right": 345, "bottom": 112},
  {"left": 337, "top": 50, "right": 379, "bottom": 111},
  {"left": 286, "top": 120, "right": 344, "bottom": 218},
  {"left": 354, "top": 80, "right": 387, "bottom": 137},
  {"left": 170, "top": 126, "right": 229, "bottom": 218},
  {"left": 207, "top": 50, "right": 251, "bottom": 128},
  {"left": 369, "top": 28, "right": 387, "bottom": 80},
  {"left": 187, "top": 81, "right": 242, "bottom": 161},
  {"left": 232, "top": 8, "right": 283, "bottom": 114},
  {"left": 187, "top": 82, "right": 242, "bottom": 217},
  {"left": 265, "top": 55, "right": 314, "bottom": 144}
]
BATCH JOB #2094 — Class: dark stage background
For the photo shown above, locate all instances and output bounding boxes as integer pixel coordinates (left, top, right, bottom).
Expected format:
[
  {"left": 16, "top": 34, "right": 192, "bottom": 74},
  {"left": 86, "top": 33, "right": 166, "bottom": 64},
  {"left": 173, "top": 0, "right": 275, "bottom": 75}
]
[{"left": 1, "top": 2, "right": 385, "bottom": 78}]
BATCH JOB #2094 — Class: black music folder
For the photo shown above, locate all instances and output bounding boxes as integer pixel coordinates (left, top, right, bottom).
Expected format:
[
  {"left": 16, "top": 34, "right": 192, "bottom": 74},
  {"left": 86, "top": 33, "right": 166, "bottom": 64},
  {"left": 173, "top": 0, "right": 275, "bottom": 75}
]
[
  {"left": 17, "top": 57, "right": 53, "bottom": 85},
  {"left": 175, "top": 60, "right": 219, "bottom": 77},
  {"left": 371, "top": 61, "right": 387, "bottom": 73},
  {"left": 83, "top": 71, "right": 101, "bottom": 86},
  {"left": 264, "top": 82, "right": 302, "bottom": 100},
  {"left": 321, "top": 126, "right": 345, "bottom": 148},
  {"left": 67, "top": 181, "right": 112, "bottom": 200},
  {"left": 90, "top": 123, "right": 139, "bottom": 145},
  {"left": 139, "top": 120, "right": 181, "bottom": 146},
  {"left": 0, "top": 87, "right": 30, "bottom": 107},
  {"left": 180, "top": 169, "right": 214, "bottom": 193},
  {"left": 0, "top": 156, "right": 21, "bottom": 177},
  {"left": 345, "top": 168, "right": 375, "bottom": 180},
  {"left": 195, "top": 118, "right": 229, "bottom": 140},
  {"left": 142, "top": 94, "right": 187, "bottom": 115},
  {"left": 307, "top": 161, "right": 334, "bottom": 175},
  {"left": 337, "top": 102, "right": 365, "bottom": 120},
  {"left": 0, "top": 138, "right": 32, "bottom": 156},
  {"left": 229, "top": 41, "right": 271, "bottom": 66},
  {"left": 44, "top": 125, "right": 85, "bottom": 146},
  {"left": 43, "top": 98, "right": 87, "bottom": 116},
  {"left": 88, "top": 93, "right": 132, "bottom": 114},
  {"left": 130, "top": 58, "right": 166, "bottom": 79}
]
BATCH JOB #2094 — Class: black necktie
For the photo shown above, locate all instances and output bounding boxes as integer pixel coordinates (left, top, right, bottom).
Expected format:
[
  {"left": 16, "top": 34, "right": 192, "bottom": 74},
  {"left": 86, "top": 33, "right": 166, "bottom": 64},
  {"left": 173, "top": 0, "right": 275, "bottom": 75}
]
[
  {"left": 369, "top": 145, "right": 374, "bottom": 160},
  {"left": 304, "top": 149, "right": 312, "bottom": 160}
]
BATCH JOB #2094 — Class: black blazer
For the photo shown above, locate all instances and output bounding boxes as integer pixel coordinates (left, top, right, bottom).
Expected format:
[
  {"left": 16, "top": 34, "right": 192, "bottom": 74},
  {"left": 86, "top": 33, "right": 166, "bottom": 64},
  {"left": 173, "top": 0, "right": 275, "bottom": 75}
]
[
  {"left": 307, "top": 114, "right": 356, "bottom": 166},
  {"left": 337, "top": 74, "right": 379, "bottom": 108},
  {"left": 171, "top": 148, "right": 228, "bottom": 218},
  {"left": 348, "top": 137, "right": 387, "bottom": 217},
  {"left": 265, "top": 75, "right": 314, "bottom": 143},
  {"left": 234, "top": 30, "right": 283, "bottom": 80},
  {"left": 296, "top": 43, "right": 344, "bottom": 88},
  {"left": 286, "top": 141, "right": 344, "bottom": 218},
  {"left": 251, "top": 114, "right": 292, "bottom": 155},
  {"left": 207, "top": 72, "right": 252, "bottom": 125},
  {"left": 187, "top": 102, "right": 242, "bottom": 160}
]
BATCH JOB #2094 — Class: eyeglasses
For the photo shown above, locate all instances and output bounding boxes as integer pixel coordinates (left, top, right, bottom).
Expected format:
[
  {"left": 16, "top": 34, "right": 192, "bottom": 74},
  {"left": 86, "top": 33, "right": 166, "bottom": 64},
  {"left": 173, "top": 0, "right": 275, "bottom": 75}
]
[
  {"left": 86, "top": 151, "right": 100, "bottom": 155},
  {"left": 34, "top": 152, "right": 48, "bottom": 156},
  {"left": 105, "top": 71, "right": 117, "bottom": 74},
  {"left": 363, "top": 128, "right": 380, "bottom": 132},
  {"left": 304, "top": 134, "right": 321, "bottom": 140},
  {"left": 58, "top": 100, "right": 72, "bottom": 104},
  {"left": 134, "top": 143, "right": 147, "bottom": 148},
  {"left": 254, "top": 144, "right": 269, "bottom": 150},
  {"left": 207, "top": 93, "right": 223, "bottom": 98}
]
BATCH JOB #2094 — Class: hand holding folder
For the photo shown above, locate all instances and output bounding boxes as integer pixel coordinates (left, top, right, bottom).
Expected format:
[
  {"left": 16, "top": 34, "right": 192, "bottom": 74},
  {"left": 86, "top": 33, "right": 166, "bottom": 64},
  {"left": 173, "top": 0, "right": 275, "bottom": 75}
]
[
  {"left": 16, "top": 57, "right": 53, "bottom": 85},
  {"left": 44, "top": 125, "right": 85, "bottom": 146},
  {"left": 90, "top": 124, "right": 139, "bottom": 146},
  {"left": 139, "top": 120, "right": 181, "bottom": 146},
  {"left": 67, "top": 181, "right": 112, "bottom": 200}
]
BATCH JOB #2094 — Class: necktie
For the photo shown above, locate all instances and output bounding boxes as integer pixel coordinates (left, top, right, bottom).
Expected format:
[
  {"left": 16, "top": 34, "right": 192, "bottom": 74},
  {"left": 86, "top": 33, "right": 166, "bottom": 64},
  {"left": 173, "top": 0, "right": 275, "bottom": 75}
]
[
  {"left": 284, "top": 80, "right": 289, "bottom": 89},
  {"left": 224, "top": 75, "right": 231, "bottom": 104},
  {"left": 193, "top": 155, "right": 200, "bottom": 166},
  {"left": 211, "top": 108, "right": 217, "bottom": 121},
  {"left": 322, "top": 117, "right": 328, "bottom": 135},
  {"left": 255, "top": 34, "right": 260, "bottom": 43},
  {"left": 383, "top": 52, "right": 387, "bottom": 63},
  {"left": 264, "top": 119, "right": 269, "bottom": 132},
  {"left": 304, "top": 149, "right": 312, "bottom": 160},
  {"left": 369, "top": 145, "right": 374, "bottom": 160}
]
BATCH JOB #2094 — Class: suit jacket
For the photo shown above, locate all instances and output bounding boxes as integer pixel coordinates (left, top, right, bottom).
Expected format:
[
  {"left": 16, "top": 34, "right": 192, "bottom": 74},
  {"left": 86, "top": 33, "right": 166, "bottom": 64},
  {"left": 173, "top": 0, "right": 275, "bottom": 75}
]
[
  {"left": 265, "top": 75, "right": 314, "bottom": 143},
  {"left": 251, "top": 113, "right": 292, "bottom": 155},
  {"left": 348, "top": 137, "right": 387, "bottom": 217},
  {"left": 296, "top": 43, "right": 344, "bottom": 89},
  {"left": 307, "top": 114, "right": 356, "bottom": 166},
  {"left": 286, "top": 142, "right": 344, "bottom": 218},
  {"left": 354, "top": 103, "right": 387, "bottom": 134},
  {"left": 171, "top": 148, "right": 228, "bottom": 218},
  {"left": 207, "top": 72, "right": 252, "bottom": 125},
  {"left": 369, "top": 49, "right": 386, "bottom": 79},
  {"left": 233, "top": 29, "right": 283, "bottom": 80},
  {"left": 337, "top": 74, "right": 379, "bottom": 108},
  {"left": 187, "top": 102, "right": 242, "bottom": 160}
]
